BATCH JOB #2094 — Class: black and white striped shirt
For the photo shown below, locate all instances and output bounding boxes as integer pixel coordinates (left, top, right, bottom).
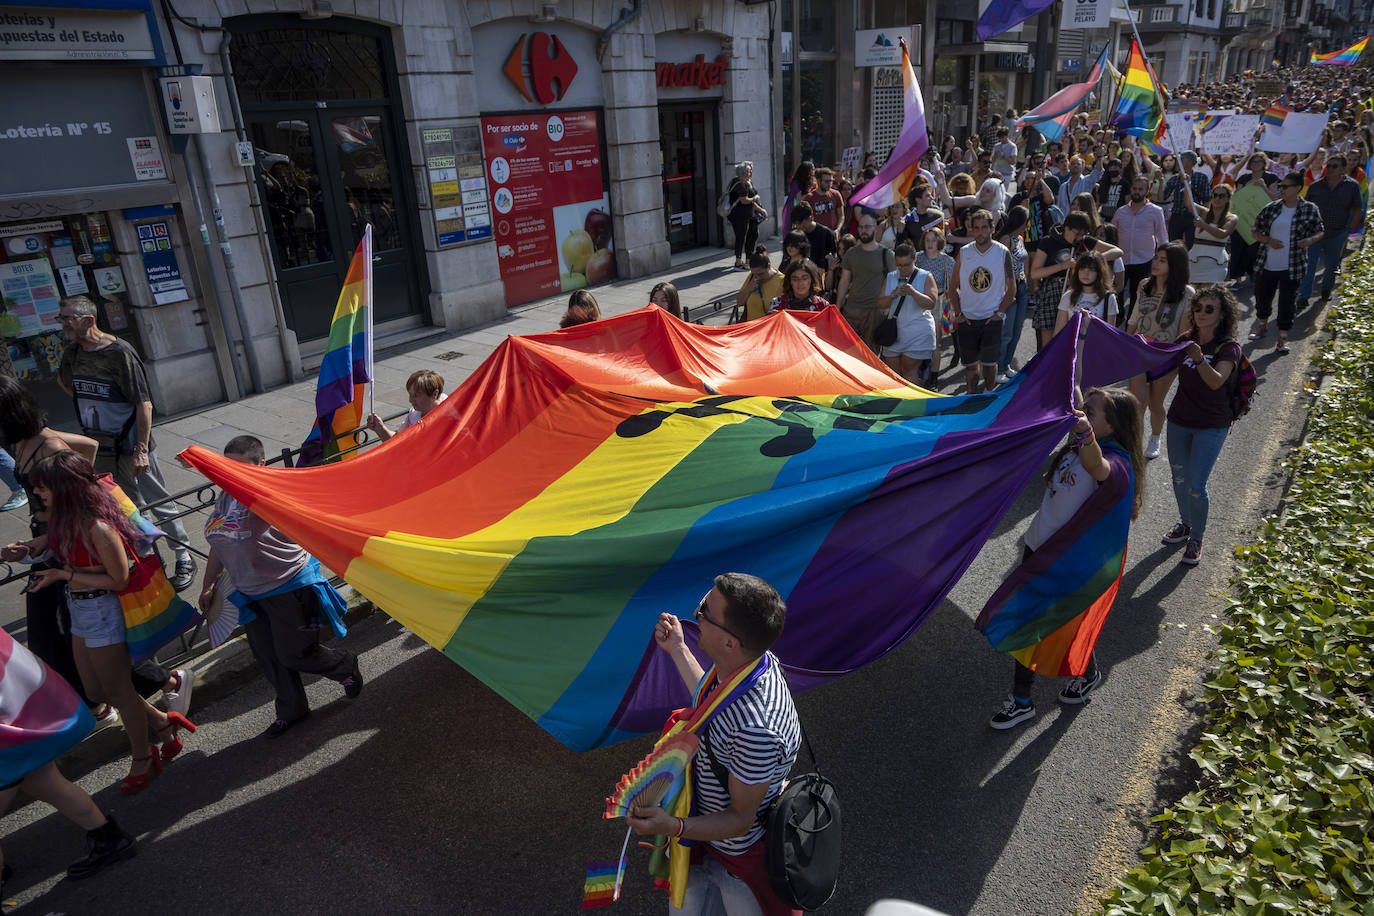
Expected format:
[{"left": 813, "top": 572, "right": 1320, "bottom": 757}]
[{"left": 695, "top": 654, "right": 802, "bottom": 855}]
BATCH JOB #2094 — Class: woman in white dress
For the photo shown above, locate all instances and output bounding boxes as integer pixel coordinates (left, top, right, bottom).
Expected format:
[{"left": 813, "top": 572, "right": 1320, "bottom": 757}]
[{"left": 1189, "top": 183, "right": 1238, "bottom": 285}]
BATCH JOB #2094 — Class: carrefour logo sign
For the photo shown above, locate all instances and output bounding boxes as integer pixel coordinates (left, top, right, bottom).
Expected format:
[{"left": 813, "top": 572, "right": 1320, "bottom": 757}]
[{"left": 503, "top": 32, "right": 578, "bottom": 104}]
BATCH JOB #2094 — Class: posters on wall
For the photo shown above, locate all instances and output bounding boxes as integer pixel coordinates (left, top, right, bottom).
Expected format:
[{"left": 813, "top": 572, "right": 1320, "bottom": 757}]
[
  {"left": 1, "top": 258, "right": 63, "bottom": 338},
  {"left": 480, "top": 110, "right": 615, "bottom": 307},
  {"left": 136, "top": 220, "right": 189, "bottom": 305},
  {"left": 422, "top": 126, "right": 492, "bottom": 246}
]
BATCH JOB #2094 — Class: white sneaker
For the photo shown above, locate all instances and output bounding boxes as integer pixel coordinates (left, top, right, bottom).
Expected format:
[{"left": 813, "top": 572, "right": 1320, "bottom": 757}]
[
  {"left": 91, "top": 704, "right": 121, "bottom": 731},
  {"left": 163, "top": 668, "right": 194, "bottom": 717},
  {"left": 1145, "top": 435, "right": 1161, "bottom": 460}
]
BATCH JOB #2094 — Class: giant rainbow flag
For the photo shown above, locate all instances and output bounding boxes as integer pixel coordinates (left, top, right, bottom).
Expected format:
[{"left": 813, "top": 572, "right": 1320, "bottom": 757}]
[
  {"left": 1310, "top": 36, "right": 1369, "bottom": 66},
  {"left": 850, "top": 38, "right": 928, "bottom": 211},
  {"left": 1014, "top": 45, "right": 1111, "bottom": 143},
  {"left": 1110, "top": 38, "right": 1169, "bottom": 153},
  {"left": 301, "top": 225, "right": 374, "bottom": 465},
  {"left": 182, "top": 310, "right": 1183, "bottom": 751}
]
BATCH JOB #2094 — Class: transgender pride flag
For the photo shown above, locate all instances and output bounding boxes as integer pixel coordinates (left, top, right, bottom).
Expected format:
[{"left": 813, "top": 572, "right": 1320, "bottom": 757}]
[
  {"left": 1, "top": 628, "right": 93, "bottom": 785},
  {"left": 850, "top": 38, "right": 928, "bottom": 211},
  {"left": 300, "top": 225, "right": 374, "bottom": 465},
  {"left": 1014, "top": 45, "right": 1111, "bottom": 142}
]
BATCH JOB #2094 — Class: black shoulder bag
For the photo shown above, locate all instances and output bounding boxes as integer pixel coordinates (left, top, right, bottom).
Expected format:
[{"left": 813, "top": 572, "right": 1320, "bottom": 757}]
[
  {"left": 701, "top": 723, "right": 842, "bottom": 910},
  {"left": 874, "top": 250, "right": 905, "bottom": 349}
]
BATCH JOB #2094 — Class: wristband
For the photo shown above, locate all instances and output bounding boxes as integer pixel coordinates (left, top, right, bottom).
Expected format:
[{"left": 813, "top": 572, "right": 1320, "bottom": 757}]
[{"left": 675, "top": 818, "right": 686, "bottom": 839}]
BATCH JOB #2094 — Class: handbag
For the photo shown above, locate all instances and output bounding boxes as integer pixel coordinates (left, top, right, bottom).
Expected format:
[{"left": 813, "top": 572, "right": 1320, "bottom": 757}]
[
  {"left": 875, "top": 266, "right": 910, "bottom": 348},
  {"left": 717, "top": 179, "right": 737, "bottom": 219}
]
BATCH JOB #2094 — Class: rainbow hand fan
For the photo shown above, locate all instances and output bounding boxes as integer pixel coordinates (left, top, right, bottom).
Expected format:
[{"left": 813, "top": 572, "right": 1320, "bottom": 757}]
[{"left": 603, "top": 732, "right": 699, "bottom": 819}]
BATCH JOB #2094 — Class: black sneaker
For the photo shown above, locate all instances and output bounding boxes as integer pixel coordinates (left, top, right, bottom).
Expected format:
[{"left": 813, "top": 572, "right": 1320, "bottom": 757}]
[
  {"left": 67, "top": 815, "right": 136, "bottom": 880},
  {"left": 170, "top": 555, "right": 198, "bottom": 592},
  {"left": 340, "top": 663, "right": 363, "bottom": 699},
  {"left": 1058, "top": 668, "right": 1103, "bottom": 704},
  {"left": 1181, "top": 539, "right": 1203, "bottom": 566},
  {"left": 989, "top": 696, "right": 1035, "bottom": 730},
  {"left": 263, "top": 713, "right": 310, "bottom": 739},
  {"left": 1161, "top": 522, "right": 1191, "bottom": 545}
]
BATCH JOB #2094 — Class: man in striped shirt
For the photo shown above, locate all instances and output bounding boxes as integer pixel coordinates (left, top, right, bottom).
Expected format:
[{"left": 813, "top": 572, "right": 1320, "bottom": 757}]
[{"left": 628, "top": 573, "right": 802, "bottom": 915}]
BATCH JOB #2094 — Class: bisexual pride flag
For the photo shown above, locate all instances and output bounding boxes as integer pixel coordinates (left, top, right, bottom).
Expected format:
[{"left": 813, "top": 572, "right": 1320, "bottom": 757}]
[
  {"left": 301, "top": 225, "right": 373, "bottom": 465},
  {"left": 182, "top": 310, "right": 1180, "bottom": 752}
]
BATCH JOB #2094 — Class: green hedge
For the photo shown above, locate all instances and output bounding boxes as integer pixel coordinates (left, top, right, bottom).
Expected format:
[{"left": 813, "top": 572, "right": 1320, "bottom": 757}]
[{"left": 1097, "top": 243, "right": 1374, "bottom": 915}]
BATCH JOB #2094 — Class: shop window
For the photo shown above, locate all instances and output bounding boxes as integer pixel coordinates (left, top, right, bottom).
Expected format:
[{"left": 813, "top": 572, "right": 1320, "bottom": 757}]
[
  {"left": 783, "top": 0, "right": 837, "bottom": 54},
  {"left": 782, "top": 60, "right": 836, "bottom": 174},
  {"left": 0, "top": 213, "right": 132, "bottom": 421},
  {"left": 231, "top": 26, "right": 385, "bottom": 104}
]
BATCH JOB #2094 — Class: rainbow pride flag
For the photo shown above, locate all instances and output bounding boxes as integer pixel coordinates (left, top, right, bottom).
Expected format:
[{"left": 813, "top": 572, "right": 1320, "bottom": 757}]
[
  {"left": 1110, "top": 38, "right": 1169, "bottom": 152},
  {"left": 976, "top": 442, "right": 1134, "bottom": 676},
  {"left": 850, "top": 38, "right": 927, "bottom": 211},
  {"left": 0, "top": 628, "right": 94, "bottom": 784},
  {"left": 301, "top": 225, "right": 373, "bottom": 465},
  {"left": 181, "top": 311, "right": 1184, "bottom": 751},
  {"left": 1310, "top": 36, "right": 1369, "bottom": 66},
  {"left": 1194, "top": 114, "right": 1225, "bottom": 134},
  {"left": 1262, "top": 102, "right": 1292, "bottom": 128}
]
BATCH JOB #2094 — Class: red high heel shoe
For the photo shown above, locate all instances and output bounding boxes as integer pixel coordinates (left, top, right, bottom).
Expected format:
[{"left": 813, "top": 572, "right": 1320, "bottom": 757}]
[
  {"left": 120, "top": 751, "right": 163, "bottom": 795},
  {"left": 156, "top": 711, "right": 197, "bottom": 761}
]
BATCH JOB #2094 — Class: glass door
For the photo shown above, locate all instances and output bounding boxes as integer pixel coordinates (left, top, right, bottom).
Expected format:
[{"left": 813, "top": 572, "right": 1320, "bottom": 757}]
[{"left": 659, "top": 108, "right": 709, "bottom": 252}]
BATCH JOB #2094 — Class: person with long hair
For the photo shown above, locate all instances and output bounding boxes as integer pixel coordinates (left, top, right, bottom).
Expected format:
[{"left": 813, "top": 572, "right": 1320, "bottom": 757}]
[
  {"left": 917, "top": 226, "right": 956, "bottom": 384},
  {"left": 560, "top": 289, "right": 601, "bottom": 328},
  {"left": 649, "top": 281, "right": 682, "bottom": 318},
  {"left": 879, "top": 201, "right": 907, "bottom": 247},
  {"left": 1070, "top": 191, "right": 1102, "bottom": 234},
  {"left": 1053, "top": 251, "right": 1119, "bottom": 336},
  {"left": 781, "top": 160, "right": 816, "bottom": 237},
  {"left": 938, "top": 170, "right": 979, "bottom": 250},
  {"left": 736, "top": 246, "right": 784, "bottom": 321},
  {"left": 1153, "top": 152, "right": 1180, "bottom": 204},
  {"left": 1162, "top": 285, "right": 1242, "bottom": 567},
  {"left": 1190, "top": 182, "right": 1238, "bottom": 284},
  {"left": 1027, "top": 212, "right": 1123, "bottom": 350},
  {"left": 1128, "top": 243, "right": 1195, "bottom": 459},
  {"left": 979, "top": 386, "right": 1145, "bottom": 728},
  {"left": 994, "top": 206, "right": 1031, "bottom": 381},
  {"left": 12, "top": 451, "right": 195, "bottom": 793},
  {"left": 1094, "top": 158, "right": 1130, "bottom": 220},
  {"left": 0, "top": 378, "right": 190, "bottom": 731},
  {"left": 768, "top": 259, "right": 829, "bottom": 312}
]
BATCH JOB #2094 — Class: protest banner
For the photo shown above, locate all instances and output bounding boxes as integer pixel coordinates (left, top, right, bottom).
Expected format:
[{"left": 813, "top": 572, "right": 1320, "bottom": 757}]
[
  {"left": 1230, "top": 182, "right": 1273, "bottom": 245},
  {"left": 1199, "top": 115, "right": 1260, "bottom": 156},
  {"left": 1258, "top": 112, "right": 1331, "bottom": 153}
]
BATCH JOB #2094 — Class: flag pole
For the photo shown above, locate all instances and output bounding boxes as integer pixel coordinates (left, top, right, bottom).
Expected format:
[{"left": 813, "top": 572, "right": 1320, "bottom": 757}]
[{"left": 364, "top": 223, "right": 375, "bottom": 420}]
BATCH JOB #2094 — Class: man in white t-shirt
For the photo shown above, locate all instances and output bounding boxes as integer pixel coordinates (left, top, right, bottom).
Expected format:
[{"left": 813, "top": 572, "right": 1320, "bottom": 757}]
[
  {"left": 949, "top": 209, "right": 1015, "bottom": 394},
  {"left": 991, "top": 127, "right": 1019, "bottom": 185}
]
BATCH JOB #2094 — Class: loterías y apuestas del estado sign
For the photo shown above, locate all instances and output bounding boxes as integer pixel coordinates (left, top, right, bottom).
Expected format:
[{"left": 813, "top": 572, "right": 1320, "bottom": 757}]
[{"left": 656, "top": 54, "right": 729, "bottom": 90}]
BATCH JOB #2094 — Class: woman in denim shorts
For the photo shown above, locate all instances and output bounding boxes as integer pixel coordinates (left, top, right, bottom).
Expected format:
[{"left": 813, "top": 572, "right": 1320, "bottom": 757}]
[{"left": 14, "top": 451, "right": 195, "bottom": 795}]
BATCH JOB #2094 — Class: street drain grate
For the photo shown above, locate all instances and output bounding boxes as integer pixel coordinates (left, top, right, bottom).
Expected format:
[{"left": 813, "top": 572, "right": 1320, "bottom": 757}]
[{"left": 434, "top": 351, "right": 465, "bottom": 361}]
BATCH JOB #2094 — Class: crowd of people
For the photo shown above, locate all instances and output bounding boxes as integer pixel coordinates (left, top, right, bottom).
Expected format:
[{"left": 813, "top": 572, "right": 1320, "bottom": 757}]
[{"left": 1, "top": 60, "right": 1369, "bottom": 916}]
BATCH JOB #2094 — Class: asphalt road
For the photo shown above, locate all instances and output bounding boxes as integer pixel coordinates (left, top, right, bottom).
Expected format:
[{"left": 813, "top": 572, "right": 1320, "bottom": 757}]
[{"left": 0, "top": 284, "right": 1326, "bottom": 916}]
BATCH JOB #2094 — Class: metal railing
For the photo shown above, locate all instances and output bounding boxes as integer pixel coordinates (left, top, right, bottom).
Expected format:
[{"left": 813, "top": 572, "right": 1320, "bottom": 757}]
[{"left": 1, "top": 408, "right": 410, "bottom": 665}]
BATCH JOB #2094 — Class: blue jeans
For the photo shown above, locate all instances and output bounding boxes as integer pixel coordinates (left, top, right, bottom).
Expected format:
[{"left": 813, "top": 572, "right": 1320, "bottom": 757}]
[
  {"left": 1166, "top": 422, "right": 1228, "bottom": 541},
  {"left": 999, "top": 278, "right": 1029, "bottom": 375},
  {"left": 669, "top": 854, "right": 765, "bottom": 916},
  {"left": 0, "top": 448, "right": 18, "bottom": 495},
  {"left": 1298, "top": 233, "right": 1348, "bottom": 301}
]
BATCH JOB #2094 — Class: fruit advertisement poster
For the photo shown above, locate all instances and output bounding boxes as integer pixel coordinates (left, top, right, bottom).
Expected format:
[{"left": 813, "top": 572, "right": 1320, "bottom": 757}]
[{"left": 480, "top": 110, "right": 616, "bottom": 307}]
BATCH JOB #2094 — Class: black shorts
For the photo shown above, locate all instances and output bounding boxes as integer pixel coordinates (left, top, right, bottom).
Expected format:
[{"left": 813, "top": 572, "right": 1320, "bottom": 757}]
[{"left": 957, "top": 316, "right": 1002, "bottom": 367}]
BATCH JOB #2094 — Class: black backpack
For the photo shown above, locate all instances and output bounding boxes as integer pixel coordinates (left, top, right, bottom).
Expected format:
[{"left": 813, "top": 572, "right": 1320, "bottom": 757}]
[{"left": 702, "top": 725, "right": 841, "bottom": 910}]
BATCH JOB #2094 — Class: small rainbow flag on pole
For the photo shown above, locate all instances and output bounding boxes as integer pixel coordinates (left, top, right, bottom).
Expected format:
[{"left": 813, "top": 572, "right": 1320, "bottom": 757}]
[
  {"left": 581, "top": 827, "right": 631, "bottom": 908},
  {"left": 1310, "top": 36, "right": 1370, "bottom": 66},
  {"left": 300, "top": 225, "right": 374, "bottom": 465},
  {"left": 1272, "top": 57, "right": 1281, "bottom": 68},
  {"left": 1262, "top": 102, "right": 1292, "bottom": 128}
]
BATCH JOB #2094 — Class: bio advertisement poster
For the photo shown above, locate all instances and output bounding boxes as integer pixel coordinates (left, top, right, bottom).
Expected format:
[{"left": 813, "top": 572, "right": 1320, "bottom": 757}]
[{"left": 480, "top": 111, "right": 615, "bottom": 307}]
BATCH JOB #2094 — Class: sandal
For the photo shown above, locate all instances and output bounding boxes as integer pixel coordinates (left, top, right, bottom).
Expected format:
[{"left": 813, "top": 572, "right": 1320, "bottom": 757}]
[
  {"left": 120, "top": 751, "right": 162, "bottom": 795},
  {"left": 156, "top": 711, "right": 197, "bottom": 761}
]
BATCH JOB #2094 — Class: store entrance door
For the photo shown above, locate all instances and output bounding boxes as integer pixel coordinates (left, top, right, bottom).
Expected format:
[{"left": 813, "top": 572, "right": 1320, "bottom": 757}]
[
  {"left": 250, "top": 108, "right": 420, "bottom": 343},
  {"left": 658, "top": 106, "right": 717, "bottom": 252}
]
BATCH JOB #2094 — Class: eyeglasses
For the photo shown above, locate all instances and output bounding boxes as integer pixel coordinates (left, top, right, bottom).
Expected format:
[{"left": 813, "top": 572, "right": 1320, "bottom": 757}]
[
  {"left": 695, "top": 596, "right": 745, "bottom": 644},
  {"left": 1191, "top": 303, "right": 1218, "bottom": 314},
  {"left": 56, "top": 315, "right": 85, "bottom": 325}
]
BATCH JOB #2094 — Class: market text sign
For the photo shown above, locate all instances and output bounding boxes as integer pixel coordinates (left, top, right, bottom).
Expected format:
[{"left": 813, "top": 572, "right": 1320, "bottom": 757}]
[
  {"left": 656, "top": 54, "right": 730, "bottom": 89},
  {"left": 0, "top": 6, "right": 156, "bottom": 61}
]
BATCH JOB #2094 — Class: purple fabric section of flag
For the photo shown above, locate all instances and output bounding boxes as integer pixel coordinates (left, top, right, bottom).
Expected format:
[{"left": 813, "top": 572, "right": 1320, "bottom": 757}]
[
  {"left": 1078, "top": 315, "right": 1191, "bottom": 388},
  {"left": 977, "top": 0, "right": 1056, "bottom": 41}
]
